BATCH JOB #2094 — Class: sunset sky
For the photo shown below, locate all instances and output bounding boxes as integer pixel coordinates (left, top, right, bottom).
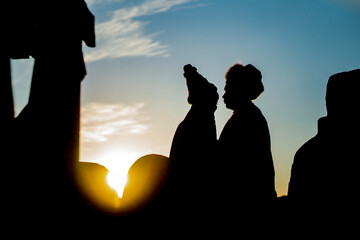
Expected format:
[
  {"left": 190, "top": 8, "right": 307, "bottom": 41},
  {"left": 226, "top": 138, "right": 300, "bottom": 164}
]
[{"left": 11, "top": 0, "right": 360, "bottom": 196}]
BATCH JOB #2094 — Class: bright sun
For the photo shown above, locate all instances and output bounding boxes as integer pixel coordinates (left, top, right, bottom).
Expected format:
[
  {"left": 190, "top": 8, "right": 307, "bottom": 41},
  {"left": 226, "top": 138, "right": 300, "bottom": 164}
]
[
  {"left": 106, "top": 169, "right": 128, "bottom": 198},
  {"left": 78, "top": 151, "right": 169, "bottom": 214},
  {"left": 98, "top": 150, "right": 141, "bottom": 198}
]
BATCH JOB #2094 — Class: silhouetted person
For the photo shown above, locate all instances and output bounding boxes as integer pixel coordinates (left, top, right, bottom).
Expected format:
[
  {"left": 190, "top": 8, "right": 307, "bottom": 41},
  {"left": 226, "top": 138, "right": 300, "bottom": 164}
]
[
  {"left": 288, "top": 69, "right": 360, "bottom": 214},
  {"left": 168, "top": 64, "right": 219, "bottom": 220},
  {"left": 218, "top": 64, "right": 276, "bottom": 212},
  {"left": 18, "top": 0, "right": 94, "bottom": 170},
  {"left": 12, "top": 0, "right": 95, "bottom": 220},
  {"left": 2, "top": 1, "right": 36, "bottom": 226}
]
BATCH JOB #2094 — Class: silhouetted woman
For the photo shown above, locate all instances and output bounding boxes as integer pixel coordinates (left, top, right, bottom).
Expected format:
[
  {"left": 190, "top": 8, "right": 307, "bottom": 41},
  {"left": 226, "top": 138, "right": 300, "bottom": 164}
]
[{"left": 168, "top": 64, "right": 219, "bottom": 219}]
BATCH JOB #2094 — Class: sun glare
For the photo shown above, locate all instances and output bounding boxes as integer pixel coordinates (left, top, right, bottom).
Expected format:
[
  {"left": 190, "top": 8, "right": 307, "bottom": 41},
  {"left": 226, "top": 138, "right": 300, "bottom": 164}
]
[
  {"left": 106, "top": 170, "right": 128, "bottom": 198},
  {"left": 98, "top": 150, "right": 141, "bottom": 198},
  {"left": 77, "top": 151, "right": 169, "bottom": 215}
]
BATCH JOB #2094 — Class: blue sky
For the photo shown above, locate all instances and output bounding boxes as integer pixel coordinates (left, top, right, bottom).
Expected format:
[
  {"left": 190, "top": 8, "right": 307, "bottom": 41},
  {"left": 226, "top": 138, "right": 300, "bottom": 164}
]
[{"left": 12, "top": 0, "right": 360, "bottom": 196}]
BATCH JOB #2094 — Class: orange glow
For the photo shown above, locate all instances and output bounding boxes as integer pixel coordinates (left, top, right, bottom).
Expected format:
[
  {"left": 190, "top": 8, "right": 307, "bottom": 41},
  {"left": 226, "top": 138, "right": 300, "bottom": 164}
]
[
  {"left": 120, "top": 154, "right": 169, "bottom": 214},
  {"left": 74, "top": 162, "right": 121, "bottom": 215},
  {"left": 75, "top": 154, "right": 169, "bottom": 215}
]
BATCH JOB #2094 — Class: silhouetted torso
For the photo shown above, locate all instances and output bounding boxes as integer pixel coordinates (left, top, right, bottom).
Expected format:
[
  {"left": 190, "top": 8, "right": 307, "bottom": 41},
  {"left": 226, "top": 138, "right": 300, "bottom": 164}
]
[
  {"left": 218, "top": 101, "right": 276, "bottom": 206},
  {"left": 169, "top": 105, "right": 218, "bottom": 216},
  {"left": 288, "top": 116, "right": 360, "bottom": 207}
]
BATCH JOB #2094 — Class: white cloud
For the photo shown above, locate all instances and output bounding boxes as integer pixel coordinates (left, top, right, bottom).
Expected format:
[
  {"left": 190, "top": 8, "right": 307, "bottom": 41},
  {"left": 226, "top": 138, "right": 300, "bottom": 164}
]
[
  {"left": 81, "top": 102, "right": 149, "bottom": 143},
  {"left": 85, "top": 0, "right": 124, "bottom": 7},
  {"left": 84, "top": 0, "right": 193, "bottom": 62}
]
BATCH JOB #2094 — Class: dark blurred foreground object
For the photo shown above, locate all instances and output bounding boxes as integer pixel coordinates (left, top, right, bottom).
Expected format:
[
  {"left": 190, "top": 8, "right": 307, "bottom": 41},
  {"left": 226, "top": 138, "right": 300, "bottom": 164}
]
[
  {"left": 5, "top": 0, "right": 95, "bottom": 59},
  {"left": 1, "top": 1, "right": 96, "bottom": 230},
  {"left": 122, "top": 154, "right": 169, "bottom": 215},
  {"left": 288, "top": 69, "right": 360, "bottom": 217},
  {"left": 14, "top": 0, "right": 95, "bottom": 187}
]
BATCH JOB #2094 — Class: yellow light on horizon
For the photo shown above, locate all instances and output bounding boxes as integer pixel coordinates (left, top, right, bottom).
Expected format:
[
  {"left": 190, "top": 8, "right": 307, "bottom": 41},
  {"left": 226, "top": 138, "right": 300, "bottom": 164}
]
[
  {"left": 97, "top": 150, "right": 141, "bottom": 198},
  {"left": 106, "top": 170, "right": 128, "bottom": 198},
  {"left": 76, "top": 152, "right": 169, "bottom": 215}
]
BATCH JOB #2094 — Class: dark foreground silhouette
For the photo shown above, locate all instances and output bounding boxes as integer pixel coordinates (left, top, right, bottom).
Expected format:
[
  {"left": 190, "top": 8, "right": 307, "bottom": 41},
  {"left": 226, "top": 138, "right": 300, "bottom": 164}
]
[
  {"left": 122, "top": 154, "right": 169, "bottom": 216},
  {"left": 2, "top": 0, "right": 100, "bottom": 234},
  {"left": 288, "top": 69, "right": 360, "bottom": 218},
  {"left": 3, "top": 1, "right": 359, "bottom": 235}
]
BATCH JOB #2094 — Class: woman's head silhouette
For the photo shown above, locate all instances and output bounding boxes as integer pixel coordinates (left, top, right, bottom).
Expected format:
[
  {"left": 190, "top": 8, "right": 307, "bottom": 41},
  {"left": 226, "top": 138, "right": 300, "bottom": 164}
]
[{"left": 183, "top": 64, "right": 219, "bottom": 109}]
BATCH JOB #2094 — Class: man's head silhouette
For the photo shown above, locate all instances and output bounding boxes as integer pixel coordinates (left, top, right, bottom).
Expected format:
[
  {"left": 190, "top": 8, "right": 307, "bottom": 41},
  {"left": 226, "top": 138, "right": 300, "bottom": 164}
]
[{"left": 223, "top": 64, "right": 264, "bottom": 110}]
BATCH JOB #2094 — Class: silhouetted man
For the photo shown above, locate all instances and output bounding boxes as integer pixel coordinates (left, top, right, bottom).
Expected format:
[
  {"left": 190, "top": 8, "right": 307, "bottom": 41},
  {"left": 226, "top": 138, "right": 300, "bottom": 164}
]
[
  {"left": 288, "top": 69, "right": 360, "bottom": 213},
  {"left": 169, "top": 64, "right": 219, "bottom": 220},
  {"left": 218, "top": 64, "right": 276, "bottom": 211}
]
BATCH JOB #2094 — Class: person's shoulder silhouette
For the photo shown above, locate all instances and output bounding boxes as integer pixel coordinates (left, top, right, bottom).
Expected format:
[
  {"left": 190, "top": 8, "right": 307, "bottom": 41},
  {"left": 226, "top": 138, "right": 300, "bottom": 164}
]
[
  {"left": 219, "top": 64, "right": 276, "bottom": 208},
  {"left": 288, "top": 69, "right": 360, "bottom": 211}
]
